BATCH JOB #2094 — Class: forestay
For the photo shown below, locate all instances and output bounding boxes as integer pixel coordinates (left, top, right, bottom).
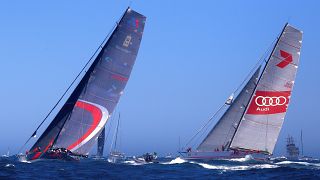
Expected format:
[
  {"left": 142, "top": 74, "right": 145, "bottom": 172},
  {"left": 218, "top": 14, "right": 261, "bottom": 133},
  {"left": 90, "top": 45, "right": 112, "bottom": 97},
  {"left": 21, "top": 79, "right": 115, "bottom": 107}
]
[{"left": 197, "top": 67, "right": 260, "bottom": 151}]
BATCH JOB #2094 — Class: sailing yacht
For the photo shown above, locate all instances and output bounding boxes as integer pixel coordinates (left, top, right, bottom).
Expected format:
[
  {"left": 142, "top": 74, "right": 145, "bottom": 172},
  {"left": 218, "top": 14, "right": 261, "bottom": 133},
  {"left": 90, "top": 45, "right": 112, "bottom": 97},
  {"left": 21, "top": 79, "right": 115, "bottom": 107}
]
[
  {"left": 18, "top": 8, "right": 146, "bottom": 161},
  {"left": 107, "top": 113, "right": 126, "bottom": 163},
  {"left": 299, "top": 130, "right": 313, "bottom": 161},
  {"left": 180, "top": 23, "right": 303, "bottom": 160}
]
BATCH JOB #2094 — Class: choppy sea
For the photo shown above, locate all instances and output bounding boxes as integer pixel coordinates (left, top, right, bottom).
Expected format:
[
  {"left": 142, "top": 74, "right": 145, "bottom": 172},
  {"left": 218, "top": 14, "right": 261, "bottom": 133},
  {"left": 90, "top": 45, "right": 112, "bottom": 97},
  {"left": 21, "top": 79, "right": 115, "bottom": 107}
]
[{"left": 1, "top": 156, "right": 320, "bottom": 179}]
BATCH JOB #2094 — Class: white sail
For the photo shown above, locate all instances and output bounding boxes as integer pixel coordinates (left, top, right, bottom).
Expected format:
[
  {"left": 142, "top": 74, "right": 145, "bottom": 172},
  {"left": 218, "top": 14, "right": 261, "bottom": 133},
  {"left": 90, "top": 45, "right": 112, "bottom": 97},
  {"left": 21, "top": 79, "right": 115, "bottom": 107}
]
[
  {"left": 230, "top": 24, "right": 303, "bottom": 154},
  {"left": 197, "top": 68, "right": 260, "bottom": 151}
]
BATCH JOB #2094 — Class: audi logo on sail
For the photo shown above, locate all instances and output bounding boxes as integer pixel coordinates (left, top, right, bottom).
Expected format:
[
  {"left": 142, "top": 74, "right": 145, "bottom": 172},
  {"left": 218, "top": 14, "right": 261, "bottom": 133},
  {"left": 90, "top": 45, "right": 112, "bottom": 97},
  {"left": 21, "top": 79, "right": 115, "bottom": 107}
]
[
  {"left": 255, "top": 96, "right": 287, "bottom": 107},
  {"left": 247, "top": 91, "right": 291, "bottom": 115}
]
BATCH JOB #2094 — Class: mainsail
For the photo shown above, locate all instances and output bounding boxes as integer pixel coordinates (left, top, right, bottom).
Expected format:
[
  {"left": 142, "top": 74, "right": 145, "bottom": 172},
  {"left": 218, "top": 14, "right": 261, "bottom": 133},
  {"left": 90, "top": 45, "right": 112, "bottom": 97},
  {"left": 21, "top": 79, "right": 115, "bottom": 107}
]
[
  {"left": 27, "top": 8, "right": 146, "bottom": 160},
  {"left": 230, "top": 24, "right": 302, "bottom": 154},
  {"left": 197, "top": 67, "right": 260, "bottom": 151}
]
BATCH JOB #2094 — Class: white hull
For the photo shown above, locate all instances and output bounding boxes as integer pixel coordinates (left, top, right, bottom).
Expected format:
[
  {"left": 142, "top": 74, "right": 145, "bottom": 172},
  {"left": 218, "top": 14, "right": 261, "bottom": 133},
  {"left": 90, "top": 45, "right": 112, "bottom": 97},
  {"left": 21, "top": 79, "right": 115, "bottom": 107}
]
[
  {"left": 108, "top": 152, "right": 126, "bottom": 163},
  {"left": 180, "top": 151, "right": 269, "bottom": 161}
]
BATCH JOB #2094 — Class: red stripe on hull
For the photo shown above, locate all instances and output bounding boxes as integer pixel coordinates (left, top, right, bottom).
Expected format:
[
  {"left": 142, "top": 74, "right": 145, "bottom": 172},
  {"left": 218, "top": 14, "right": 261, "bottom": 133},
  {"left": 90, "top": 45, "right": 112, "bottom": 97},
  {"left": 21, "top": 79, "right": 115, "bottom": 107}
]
[{"left": 30, "top": 139, "right": 54, "bottom": 160}]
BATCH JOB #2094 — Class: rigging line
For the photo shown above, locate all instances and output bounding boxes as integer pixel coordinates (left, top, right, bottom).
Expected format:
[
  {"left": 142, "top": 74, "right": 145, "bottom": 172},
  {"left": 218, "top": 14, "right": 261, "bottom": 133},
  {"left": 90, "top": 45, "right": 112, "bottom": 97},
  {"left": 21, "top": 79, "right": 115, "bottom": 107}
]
[
  {"left": 300, "top": 130, "right": 304, "bottom": 156},
  {"left": 222, "top": 112, "right": 242, "bottom": 146},
  {"left": 114, "top": 113, "right": 121, "bottom": 151},
  {"left": 191, "top": 119, "right": 212, "bottom": 148},
  {"left": 17, "top": 23, "right": 117, "bottom": 154},
  {"left": 79, "top": 97, "right": 85, "bottom": 152},
  {"left": 108, "top": 109, "right": 119, "bottom": 153},
  {"left": 200, "top": 104, "right": 228, "bottom": 142},
  {"left": 19, "top": 8, "right": 129, "bottom": 155},
  {"left": 192, "top": 114, "right": 218, "bottom": 148},
  {"left": 265, "top": 113, "right": 269, "bottom": 151},
  {"left": 109, "top": 113, "right": 119, "bottom": 153},
  {"left": 233, "top": 37, "right": 277, "bottom": 94},
  {"left": 184, "top": 104, "right": 227, "bottom": 149},
  {"left": 51, "top": 112, "right": 73, "bottom": 149},
  {"left": 228, "top": 23, "right": 289, "bottom": 150},
  {"left": 105, "top": 109, "right": 116, "bottom": 153},
  {"left": 186, "top": 38, "right": 276, "bottom": 150}
]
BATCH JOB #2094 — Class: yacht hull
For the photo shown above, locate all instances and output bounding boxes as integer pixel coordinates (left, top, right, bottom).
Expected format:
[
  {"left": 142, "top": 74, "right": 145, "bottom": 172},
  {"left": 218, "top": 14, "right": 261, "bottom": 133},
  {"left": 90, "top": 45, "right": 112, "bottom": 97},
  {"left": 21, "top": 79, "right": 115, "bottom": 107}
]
[{"left": 180, "top": 151, "right": 269, "bottom": 161}]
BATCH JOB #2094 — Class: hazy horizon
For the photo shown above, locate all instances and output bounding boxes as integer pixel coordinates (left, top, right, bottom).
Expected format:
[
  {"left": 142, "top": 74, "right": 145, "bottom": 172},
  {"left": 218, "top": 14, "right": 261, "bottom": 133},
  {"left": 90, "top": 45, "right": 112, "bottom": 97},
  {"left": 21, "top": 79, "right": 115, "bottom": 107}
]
[{"left": 0, "top": 0, "right": 319, "bottom": 158}]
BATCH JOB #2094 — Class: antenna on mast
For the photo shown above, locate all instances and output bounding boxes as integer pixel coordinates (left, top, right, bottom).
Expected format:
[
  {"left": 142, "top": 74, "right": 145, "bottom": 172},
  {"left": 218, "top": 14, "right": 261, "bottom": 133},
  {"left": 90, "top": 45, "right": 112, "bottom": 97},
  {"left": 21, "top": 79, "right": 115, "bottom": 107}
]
[
  {"left": 178, "top": 136, "right": 181, "bottom": 151},
  {"left": 300, "top": 129, "right": 304, "bottom": 156}
]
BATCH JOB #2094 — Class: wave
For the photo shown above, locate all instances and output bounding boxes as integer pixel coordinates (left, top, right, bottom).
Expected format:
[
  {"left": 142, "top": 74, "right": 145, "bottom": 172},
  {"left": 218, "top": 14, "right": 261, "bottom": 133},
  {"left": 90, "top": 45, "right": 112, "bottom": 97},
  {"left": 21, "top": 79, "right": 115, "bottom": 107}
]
[
  {"left": 5, "top": 164, "right": 15, "bottom": 168},
  {"left": 123, "top": 160, "right": 144, "bottom": 166},
  {"left": 160, "top": 157, "right": 278, "bottom": 171},
  {"left": 275, "top": 161, "right": 320, "bottom": 167},
  {"left": 17, "top": 154, "right": 31, "bottom": 163},
  {"left": 18, "top": 159, "right": 31, "bottom": 163},
  {"left": 161, "top": 157, "right": 187, "bottom": 165},
  {"left": 191, "top": 161, "right": 279, "bottom": 171},
  {"left": 229, "top": 155, "right": 254, "bottom": 162}
]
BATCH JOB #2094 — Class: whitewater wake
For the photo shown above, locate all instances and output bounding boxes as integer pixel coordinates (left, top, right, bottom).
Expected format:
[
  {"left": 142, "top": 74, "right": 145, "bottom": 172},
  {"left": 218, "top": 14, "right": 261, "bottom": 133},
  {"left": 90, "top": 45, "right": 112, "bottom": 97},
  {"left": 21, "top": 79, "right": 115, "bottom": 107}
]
[
  {"left": 18, "top": 159, "right": 31, "bottom": 164},
  {"left": 123, "top": 160, "right": 143, "bottom": 166},
  {"left": 193, "top": 162, "right": 279, "bottom": 171},
  {"left": 229, "top": 155, "right": 254, "bottom": 162},
  {"left": 159, "top": 157, "right": 279, "bottom": 171},
  {"left": 161, "top": 157, "right": 187, "bottom": 165},
  {"left": 4, "top": 164, "right": 15, "bottom": 168},
  {"left": 275, "top": 161, "right": 320, "bottom": 168}
]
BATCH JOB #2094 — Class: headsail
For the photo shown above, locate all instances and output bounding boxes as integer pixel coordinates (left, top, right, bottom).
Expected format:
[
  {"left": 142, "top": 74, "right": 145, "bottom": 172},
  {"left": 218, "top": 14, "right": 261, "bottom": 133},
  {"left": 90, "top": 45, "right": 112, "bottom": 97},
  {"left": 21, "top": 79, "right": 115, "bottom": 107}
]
[
  {"left": 230, "top": 24, "right": 302, "bottom": 154},
  {"left": 27, "top": 8, "right": 146, "bottom": 160},
  {"left": 197, "top": 67, "right": 260, "bottom": 151}
]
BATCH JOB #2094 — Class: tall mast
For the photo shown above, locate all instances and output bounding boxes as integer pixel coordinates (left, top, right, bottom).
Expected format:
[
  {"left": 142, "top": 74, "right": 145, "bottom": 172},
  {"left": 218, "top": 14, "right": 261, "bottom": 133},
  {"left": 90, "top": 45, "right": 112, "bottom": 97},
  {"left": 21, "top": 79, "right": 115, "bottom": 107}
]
[
  {"left": 37, "top": 10, "right": 126, "bottom": 152},
  {"left": 25, "top": 7, "right": 146, "bottom": 161},
  {"left": 49, "top": 7, "right": 130, "bottom": 148},
  {"left": 197, "top": 67, "right": 261, "bottom": 151},
  {"left": 228, "top": 23, "right": 288, "bottom": 150},
  {"left": 300, "top": 129, "right": 304, "bottom": 156},
  {"left": 114, "top": 113, "right": 121, "bottom": 151},
  {"left": 97, "top": 127, "right": 105, "bottom": 157}
]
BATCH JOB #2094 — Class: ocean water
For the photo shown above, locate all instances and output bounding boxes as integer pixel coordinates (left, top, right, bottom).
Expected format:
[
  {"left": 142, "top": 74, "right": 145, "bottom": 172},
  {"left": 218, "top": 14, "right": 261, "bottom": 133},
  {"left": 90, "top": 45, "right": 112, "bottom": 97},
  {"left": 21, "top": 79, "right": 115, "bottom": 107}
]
[{"left": 1, "top": 156, "right": 320, "bottom": 179}]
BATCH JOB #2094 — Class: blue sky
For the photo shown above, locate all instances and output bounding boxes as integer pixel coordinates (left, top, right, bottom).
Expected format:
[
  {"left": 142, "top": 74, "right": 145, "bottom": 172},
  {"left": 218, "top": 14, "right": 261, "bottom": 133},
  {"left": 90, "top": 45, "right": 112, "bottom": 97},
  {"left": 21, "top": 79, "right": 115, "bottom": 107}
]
[{"left": 0, "top": 0, "right": 319, "bottom": 157}]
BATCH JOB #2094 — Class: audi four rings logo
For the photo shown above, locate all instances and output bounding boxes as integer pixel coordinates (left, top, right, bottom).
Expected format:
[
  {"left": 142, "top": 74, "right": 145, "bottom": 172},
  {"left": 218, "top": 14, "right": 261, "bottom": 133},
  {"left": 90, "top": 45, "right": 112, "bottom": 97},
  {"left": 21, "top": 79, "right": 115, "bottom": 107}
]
[
  {"left": 247, "top": 91, "right": 291, "bottom": 114},
  {"left": 255, "top": 96, "right": 287, "bottom": 107}
]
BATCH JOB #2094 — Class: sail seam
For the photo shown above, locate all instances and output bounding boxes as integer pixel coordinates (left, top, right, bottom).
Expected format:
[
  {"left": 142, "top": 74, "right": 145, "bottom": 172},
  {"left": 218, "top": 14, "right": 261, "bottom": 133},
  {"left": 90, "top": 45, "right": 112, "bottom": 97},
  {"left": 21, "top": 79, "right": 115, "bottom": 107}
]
[
  {"left": 242, "top": 119, "right": 282, "bottom": 127},
  {"left": 88, "top": 92, "right": 118, "bottom": 103},
  {"left": 279, "top": 40, "right": 301, "bottom": 50},
  {"left": 96, "top": 65, "right": 130, "bottom": 78}
]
